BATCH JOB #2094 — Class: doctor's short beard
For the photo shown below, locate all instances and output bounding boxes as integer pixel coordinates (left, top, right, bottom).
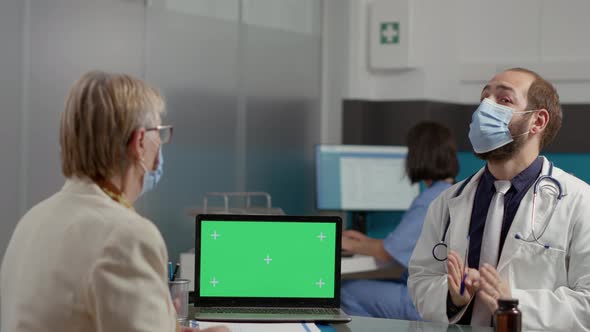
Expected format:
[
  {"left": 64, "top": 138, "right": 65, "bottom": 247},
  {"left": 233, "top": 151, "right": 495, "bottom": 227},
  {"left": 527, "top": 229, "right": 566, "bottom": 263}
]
[{"left": 475, "top": 116, "right": 531, "bottom": 162}]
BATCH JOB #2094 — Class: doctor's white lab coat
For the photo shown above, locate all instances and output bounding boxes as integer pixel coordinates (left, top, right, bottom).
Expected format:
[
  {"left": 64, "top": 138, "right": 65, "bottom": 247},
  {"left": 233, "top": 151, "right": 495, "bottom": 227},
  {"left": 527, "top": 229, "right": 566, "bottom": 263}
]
[
  {"left": 0, "top": 178, "right": 177, "bottom": 332},
  {"left": 408, "top": 157, "right": 590, "bottom": 330}
]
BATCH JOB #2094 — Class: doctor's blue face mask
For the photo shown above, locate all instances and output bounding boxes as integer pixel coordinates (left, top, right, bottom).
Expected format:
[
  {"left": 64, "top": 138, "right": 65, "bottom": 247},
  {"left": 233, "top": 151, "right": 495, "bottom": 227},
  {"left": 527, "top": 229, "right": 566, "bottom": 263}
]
[{"left": 468, "top": 98, "right": 537, "bottom": 154}]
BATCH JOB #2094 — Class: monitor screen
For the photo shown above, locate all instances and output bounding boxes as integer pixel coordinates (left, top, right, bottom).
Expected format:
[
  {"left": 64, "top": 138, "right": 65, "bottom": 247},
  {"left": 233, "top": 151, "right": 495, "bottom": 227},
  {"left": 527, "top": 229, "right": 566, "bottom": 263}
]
[
  {"left": 315, "top": 145, "right": 419, "bottom": 211},
  {"left": 198, "top": 220, "right": 337, "bottom": 298}
]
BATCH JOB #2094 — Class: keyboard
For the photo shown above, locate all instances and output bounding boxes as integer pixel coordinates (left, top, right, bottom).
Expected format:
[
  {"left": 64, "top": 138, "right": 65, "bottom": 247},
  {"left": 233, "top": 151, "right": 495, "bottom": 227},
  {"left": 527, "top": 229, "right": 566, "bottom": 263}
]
[{"left": 196, "top": 307, "right": 341, "bottom": 315}]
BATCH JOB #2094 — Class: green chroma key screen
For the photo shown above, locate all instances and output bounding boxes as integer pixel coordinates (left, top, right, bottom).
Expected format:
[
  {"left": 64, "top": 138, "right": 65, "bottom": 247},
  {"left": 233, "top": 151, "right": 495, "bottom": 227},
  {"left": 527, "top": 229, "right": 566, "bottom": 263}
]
[{"left": 199, "top": 220, "right": 336, "bottom": 298}]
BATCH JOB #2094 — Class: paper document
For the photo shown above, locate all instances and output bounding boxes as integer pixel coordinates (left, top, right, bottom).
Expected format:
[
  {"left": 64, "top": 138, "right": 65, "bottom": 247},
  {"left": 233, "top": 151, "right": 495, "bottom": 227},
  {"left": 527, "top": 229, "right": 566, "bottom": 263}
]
[
  {"left": 180, "top": 252, "right": 195, "bottom": 291},
  {"left": 196, "top": 322, "right": 320, "bottom": 332},
  {"left": 341, "top": 254, "right": 380, "bottom": 274}
]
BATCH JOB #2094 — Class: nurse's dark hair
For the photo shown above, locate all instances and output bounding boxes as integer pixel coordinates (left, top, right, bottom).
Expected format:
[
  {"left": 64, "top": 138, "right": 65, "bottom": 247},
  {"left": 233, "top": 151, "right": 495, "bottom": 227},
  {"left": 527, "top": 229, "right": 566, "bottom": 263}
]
[
  {"left": 506, "top": 67, "right": 562, "bottom": 149},
  {"left": 405, "top": 121, "right": 459, "bottom": 184}
]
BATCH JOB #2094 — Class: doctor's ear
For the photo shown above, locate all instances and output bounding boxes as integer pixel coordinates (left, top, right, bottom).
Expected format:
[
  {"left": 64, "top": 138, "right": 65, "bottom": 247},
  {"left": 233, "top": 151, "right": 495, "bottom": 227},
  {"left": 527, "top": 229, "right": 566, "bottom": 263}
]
[
  {"left": 530, "top": 108, "right": 549, "bottom": 135},
  {"left": 127, "top": 128, "right": 147, "bottom": 161}
]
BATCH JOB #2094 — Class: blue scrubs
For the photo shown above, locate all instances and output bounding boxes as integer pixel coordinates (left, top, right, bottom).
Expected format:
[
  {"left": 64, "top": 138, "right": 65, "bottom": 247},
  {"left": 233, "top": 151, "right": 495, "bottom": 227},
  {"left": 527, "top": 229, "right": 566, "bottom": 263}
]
[{"left": 341, "top": 180, "right": 452, "bottom": 319}]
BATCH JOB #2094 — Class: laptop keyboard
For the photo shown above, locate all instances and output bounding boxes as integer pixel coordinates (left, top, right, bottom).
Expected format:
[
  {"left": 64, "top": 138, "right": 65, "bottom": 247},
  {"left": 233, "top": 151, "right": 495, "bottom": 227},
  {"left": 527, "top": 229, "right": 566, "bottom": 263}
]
[{"left": 196, "top": 307, "right": 341, "bottom": 315}]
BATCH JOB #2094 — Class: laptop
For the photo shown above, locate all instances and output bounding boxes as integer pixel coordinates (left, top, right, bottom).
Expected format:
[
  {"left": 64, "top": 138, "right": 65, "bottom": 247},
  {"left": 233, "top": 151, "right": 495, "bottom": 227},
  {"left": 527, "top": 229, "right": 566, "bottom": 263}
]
[{"left": 193, "top": 214, "right": 352, "bottom": 323}]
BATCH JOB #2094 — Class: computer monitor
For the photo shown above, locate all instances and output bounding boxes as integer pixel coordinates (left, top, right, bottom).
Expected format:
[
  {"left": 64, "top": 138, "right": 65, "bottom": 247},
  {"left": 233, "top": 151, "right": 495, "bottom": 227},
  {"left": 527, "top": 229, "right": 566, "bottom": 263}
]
[{"left": 315, "top": 145, "right": 419, "bottom": 211}]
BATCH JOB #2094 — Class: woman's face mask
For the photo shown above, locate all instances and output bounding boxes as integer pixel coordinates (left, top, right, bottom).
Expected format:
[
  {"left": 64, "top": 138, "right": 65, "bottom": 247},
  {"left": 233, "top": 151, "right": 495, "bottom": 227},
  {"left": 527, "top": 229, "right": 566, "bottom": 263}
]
[
  {"left": 140, "top": 140, "right": 164, "bottom": 196},
  {"left": 468, "top": 98, "right": 537, "bottom": 154}
]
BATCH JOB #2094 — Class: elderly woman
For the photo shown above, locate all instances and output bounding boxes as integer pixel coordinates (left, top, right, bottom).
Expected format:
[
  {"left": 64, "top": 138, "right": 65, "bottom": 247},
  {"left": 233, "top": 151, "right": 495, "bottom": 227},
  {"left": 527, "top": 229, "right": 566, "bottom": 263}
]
[{"left": 0, "top": 71, "right": 225, "bottom": 332}]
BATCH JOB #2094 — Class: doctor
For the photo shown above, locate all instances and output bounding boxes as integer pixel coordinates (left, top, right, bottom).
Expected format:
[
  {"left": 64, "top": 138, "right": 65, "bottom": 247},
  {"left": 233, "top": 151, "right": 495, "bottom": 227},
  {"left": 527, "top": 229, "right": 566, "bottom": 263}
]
[{"left": 408, "top": 68, "right": 590, "bottom": 330}]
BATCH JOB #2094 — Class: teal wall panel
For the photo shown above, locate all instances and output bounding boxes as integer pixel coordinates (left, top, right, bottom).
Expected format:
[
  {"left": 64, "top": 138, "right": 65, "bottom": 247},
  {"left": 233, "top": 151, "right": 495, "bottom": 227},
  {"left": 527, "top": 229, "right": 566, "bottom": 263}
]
[{"left": 362, "top": 152, "right": 590, "bottom": 239}]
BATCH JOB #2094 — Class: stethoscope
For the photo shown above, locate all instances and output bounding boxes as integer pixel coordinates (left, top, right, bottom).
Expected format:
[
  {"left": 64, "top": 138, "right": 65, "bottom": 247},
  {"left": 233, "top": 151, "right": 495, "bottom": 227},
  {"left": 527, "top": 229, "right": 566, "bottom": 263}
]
[{"left": 432, "top": 161, "right": 565, "bottom": 262}]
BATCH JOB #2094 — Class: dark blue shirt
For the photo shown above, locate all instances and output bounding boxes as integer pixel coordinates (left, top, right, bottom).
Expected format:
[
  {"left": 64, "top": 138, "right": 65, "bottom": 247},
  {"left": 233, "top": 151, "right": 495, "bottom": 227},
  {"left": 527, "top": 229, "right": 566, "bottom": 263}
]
[
  {"left": 467, "top": 157, "right": 543, "bottom": 269},
  {"left": 457, "top": 157, "right": 542, "bottom": 325}
]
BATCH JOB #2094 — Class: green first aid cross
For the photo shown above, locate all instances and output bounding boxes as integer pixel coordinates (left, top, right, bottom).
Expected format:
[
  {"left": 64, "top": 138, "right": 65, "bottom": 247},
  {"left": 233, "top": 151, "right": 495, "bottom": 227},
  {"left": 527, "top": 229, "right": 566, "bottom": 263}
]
[
  {"left": 200, "top": 221, "right": 336, "bottom": 298},
  {"left": 380, "top": 22, "right": 399, "bottom": 44}
]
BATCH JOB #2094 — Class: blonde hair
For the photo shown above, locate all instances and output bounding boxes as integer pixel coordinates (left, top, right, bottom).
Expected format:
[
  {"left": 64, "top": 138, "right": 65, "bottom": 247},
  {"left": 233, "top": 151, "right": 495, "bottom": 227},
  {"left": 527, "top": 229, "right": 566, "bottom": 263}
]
[{"left": 60, "top": 70, "right": 165, "bottom": 179}]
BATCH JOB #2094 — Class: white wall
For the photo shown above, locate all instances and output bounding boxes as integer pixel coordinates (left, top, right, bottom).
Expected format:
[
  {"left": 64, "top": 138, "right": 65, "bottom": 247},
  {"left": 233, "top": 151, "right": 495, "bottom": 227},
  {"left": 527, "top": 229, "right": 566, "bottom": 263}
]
[
  {"left": 321, "top": 0, "right": 590, "bottom": 143},
  {"left": 25, "top": 0, "right": 146, "bottom": 209},
  {"left": 0, "top": 0, "right": 323, "bottom": 269},
  {"left": 0, "top": 0, "right": 24, "bottom": 271},
  {"left": 320, "top": 0, "right": 348, "bottom": 144}
]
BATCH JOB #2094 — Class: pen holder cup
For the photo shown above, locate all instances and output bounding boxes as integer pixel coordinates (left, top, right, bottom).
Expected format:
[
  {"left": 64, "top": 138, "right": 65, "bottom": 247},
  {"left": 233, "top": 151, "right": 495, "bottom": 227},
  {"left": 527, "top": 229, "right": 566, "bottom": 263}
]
[{"left": 169, "top": 279, "right": 190, "bottom": 321}]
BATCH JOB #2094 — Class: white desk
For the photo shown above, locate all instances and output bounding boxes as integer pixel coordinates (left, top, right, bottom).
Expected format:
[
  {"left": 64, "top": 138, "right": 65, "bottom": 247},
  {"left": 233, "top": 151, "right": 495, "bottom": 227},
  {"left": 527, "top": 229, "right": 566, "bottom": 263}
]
[{"left": 331, "top": 316, "right": 495, "bottom": 332}]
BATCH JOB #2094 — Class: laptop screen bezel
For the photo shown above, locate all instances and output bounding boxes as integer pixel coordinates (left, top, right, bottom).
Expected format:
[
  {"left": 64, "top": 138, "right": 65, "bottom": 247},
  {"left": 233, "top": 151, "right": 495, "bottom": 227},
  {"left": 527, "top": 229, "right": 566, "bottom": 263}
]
[{"left": 194, "top": 214, "right": 342, "bottom": 308}]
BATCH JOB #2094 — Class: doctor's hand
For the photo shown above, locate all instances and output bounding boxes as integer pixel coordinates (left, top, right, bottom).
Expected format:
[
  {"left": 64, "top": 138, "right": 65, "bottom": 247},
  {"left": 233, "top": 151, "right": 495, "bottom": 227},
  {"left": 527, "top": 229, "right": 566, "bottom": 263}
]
[
  {"left": 341, "top": 230, "right": 392, "bottom": 262},
  {"left": 477, "top": 263, "right": 512, "bottom": 312},
  {"left": 447, "top": 251, "right": 480, "bottom": 307}
]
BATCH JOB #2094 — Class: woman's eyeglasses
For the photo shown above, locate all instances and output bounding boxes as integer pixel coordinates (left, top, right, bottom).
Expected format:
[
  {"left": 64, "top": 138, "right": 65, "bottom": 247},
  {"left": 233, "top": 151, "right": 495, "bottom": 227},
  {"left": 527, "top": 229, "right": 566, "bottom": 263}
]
[{"left": 146, "top": 125, "right": 173, "bottom": 144}]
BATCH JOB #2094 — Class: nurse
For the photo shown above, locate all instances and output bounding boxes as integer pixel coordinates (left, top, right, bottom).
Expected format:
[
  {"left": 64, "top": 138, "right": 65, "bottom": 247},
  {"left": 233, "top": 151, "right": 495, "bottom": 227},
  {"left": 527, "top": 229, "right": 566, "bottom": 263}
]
[
  {"left": 340, "top": 121, "right": 459, "bottom": 320},
  {"left": 409, "top": 68, "right": 590, "bottom": 331}
]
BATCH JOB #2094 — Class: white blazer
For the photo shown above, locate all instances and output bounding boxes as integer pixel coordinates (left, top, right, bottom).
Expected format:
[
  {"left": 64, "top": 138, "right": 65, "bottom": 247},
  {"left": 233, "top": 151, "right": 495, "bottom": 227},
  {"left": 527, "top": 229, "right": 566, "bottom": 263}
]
[
  {"left": 408, "top": 157, "right": 590, "bottom": 330},
  {"left": 1, "top": 178, "right": 177, "bottom": 331}
]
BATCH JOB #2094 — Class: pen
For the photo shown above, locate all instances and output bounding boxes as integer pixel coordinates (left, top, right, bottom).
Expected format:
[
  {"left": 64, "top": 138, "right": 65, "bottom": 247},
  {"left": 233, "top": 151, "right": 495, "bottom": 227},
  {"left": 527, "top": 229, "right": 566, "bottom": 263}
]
[
  {"left": 460, "top": 236, "right": 470, "bottom": 296},
  {"left": 168, "top": 261, "right": 173, "bottom": 281},
  {"left": 172, "top": 263, "right": 180, "bottom": 281},
  {"left": 460, "top": 272, "right": 467, "bottom": 296}
]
